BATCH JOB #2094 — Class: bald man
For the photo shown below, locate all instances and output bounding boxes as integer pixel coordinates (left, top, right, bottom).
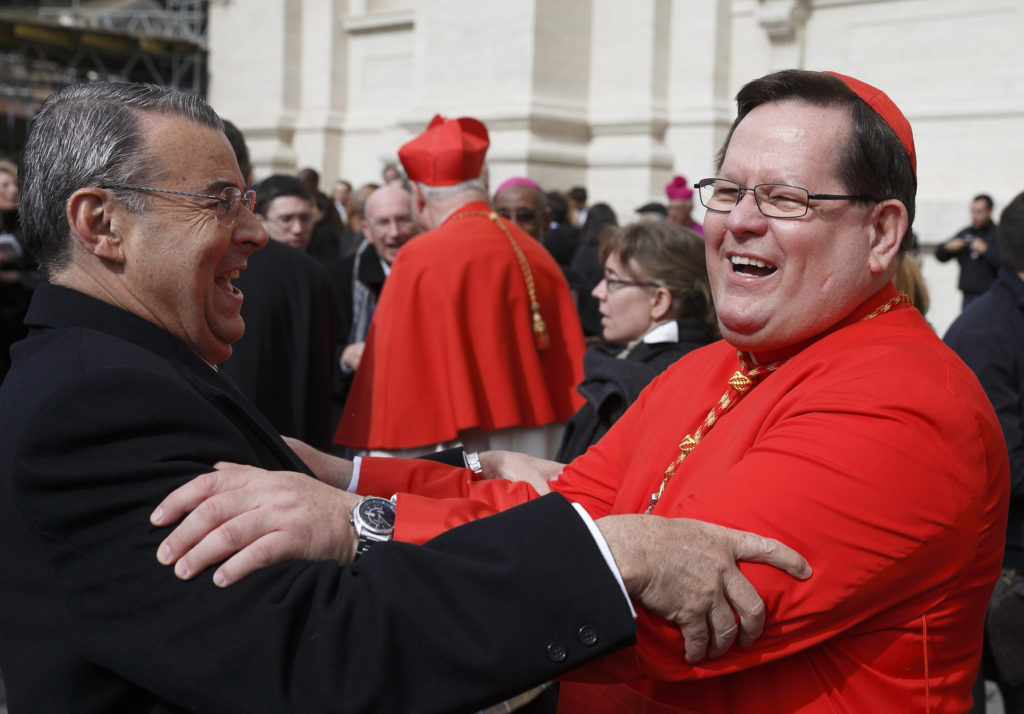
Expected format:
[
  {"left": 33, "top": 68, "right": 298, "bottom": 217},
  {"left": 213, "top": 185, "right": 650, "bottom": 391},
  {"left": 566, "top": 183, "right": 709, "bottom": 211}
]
[
  {"left": 327, "top": 183, "right": 418, "bottom": 425},
  {"left": 493, "top": 177, "right": 550, "bottom": 241}
]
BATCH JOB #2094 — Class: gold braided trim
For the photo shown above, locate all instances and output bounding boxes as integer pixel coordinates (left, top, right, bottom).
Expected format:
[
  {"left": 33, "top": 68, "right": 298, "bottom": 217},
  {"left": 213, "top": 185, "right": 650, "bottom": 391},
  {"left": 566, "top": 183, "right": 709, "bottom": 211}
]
[
  {"left": 449, "top": 210, "right": 549, "bottom": 352},
  {"left": 644, "top": 290, "right": 911, "bottom": 514}
]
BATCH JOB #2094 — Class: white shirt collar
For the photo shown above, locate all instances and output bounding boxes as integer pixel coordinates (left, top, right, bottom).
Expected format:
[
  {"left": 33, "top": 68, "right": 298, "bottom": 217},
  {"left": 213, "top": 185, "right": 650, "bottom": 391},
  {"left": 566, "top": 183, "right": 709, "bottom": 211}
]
[{"left": 642, "top": 320, "right": 678, "bottom": 344}]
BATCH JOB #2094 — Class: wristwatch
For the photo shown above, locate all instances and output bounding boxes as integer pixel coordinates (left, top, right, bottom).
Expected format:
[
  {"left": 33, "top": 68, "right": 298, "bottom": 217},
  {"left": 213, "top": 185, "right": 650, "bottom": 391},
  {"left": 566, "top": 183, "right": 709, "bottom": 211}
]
[
  {"left": 349, "top": 496, "right": 396, "bottom": 559},
  {"left": 464, "top": 451, "right": 484, "bottom": 475}
]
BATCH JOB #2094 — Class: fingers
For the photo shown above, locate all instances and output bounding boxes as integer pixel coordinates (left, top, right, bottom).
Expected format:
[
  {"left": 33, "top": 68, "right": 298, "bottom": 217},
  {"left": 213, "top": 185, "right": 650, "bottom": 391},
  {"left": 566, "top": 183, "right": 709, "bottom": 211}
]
[
  {"left": 162, "top": 505, "right": 271, "bottom": 582},
  {"left": 730, "top": 531, "right": 812, "bottom": 580},
  {"left": 152, "top": 464, "right": 265, "bottom": 570},
  {"left": 679, "top": 614, "right": 710, "bottom": 664},
  {"left": 705, "top": 597, "right": 741, "bottom": 660},
  {"left": 155, "top": 484, "right": 259, "bottom": 572},
  {"left": 721, "top": 568, "right": 766, "bottom": 648},
  {"left": 530, "top": 479, "right": 552, "bottom": 496},
  {"left": 211, "top": 533, "right": 290, "bottom": 587},
  {"left": 150, "top": 463, "right": 243, "bottom": 528}
]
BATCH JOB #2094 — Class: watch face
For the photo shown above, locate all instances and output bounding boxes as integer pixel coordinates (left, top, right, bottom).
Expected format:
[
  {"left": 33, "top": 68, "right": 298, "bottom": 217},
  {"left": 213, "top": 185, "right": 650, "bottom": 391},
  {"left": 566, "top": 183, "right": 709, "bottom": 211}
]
[{"left": 359, "top": 498, "right": 396, "bottom": 532}]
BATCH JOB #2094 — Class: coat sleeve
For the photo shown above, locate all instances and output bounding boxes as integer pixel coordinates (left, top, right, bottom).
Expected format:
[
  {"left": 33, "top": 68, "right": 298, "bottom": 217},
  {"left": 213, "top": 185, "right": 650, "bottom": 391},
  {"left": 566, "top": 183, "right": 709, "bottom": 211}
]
[
  {"left": 12, "top": 367, "right": 636, "bottom": 713},
  {"left": 580, "top": 357, "right": 1008, "bottom": 683},
  {"left": 358, "top": 456, "right": 542, "bottom": 543}
]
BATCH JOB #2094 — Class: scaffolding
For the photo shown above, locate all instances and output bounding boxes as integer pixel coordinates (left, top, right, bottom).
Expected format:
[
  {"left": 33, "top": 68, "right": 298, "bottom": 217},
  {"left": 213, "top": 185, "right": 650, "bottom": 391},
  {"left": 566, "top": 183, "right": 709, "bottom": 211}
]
[{"left": 0, "top": 1, "right": 209, "bottom": 158}]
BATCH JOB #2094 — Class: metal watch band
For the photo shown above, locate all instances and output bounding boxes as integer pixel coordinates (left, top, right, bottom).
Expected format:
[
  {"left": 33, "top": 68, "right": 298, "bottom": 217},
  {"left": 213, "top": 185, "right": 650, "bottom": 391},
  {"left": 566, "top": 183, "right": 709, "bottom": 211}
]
[{"left": 464, "top": 451, "right": 483, "bottom": 475}]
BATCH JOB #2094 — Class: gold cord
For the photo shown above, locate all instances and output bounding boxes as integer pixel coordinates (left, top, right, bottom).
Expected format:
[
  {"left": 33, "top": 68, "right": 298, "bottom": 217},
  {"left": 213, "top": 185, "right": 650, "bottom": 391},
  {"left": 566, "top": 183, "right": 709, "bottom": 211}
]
[
  {"left": 645, "top": 291, "right": 910, "bottom": 513},
  {"left": 449, "top": 210, "right": 549, "bottom": 352}
]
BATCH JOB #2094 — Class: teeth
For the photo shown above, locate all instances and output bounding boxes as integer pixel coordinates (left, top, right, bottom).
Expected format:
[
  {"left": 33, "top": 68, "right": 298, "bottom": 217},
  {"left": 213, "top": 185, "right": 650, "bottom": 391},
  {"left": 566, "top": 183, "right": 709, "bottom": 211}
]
[{"left": 731, "top": 255, "right": 771, "bottom": 269}]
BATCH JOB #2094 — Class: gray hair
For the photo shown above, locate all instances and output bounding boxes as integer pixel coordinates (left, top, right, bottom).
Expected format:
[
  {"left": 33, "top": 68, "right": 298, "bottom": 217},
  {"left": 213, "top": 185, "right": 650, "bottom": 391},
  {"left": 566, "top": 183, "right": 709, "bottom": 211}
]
[
  {"left": 20, "top": 81, "right": 223, "bottom": 278},
  {"left": 415, "top": 177, "right": 487, "bottom": 201}
]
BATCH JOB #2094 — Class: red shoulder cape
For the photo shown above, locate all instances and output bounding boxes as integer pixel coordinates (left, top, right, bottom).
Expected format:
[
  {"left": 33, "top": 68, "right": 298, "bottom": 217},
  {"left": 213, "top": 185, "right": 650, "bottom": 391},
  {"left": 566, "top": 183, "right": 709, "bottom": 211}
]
[{"left": 336, "top": 201, "right": 585, "bottom": 449}]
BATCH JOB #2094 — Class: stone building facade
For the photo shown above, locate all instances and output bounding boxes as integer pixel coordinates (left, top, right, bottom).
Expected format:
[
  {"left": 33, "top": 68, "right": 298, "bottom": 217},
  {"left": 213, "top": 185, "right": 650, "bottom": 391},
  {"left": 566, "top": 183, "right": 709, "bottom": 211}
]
[{"left": 207, "top": 0, "right": 1024, "bottom": 334}]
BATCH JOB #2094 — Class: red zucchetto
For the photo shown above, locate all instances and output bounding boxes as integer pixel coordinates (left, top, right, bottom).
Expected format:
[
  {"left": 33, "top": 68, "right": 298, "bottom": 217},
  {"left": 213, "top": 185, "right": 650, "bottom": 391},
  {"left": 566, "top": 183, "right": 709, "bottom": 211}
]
[{"left": 825, "top": 71, "right": 916, "bottom": 179}]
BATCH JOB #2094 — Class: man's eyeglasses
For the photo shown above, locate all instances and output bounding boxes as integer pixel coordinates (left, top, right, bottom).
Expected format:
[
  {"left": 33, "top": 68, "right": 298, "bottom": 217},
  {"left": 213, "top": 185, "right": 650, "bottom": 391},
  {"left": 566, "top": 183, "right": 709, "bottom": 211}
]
[
  {"left": 695, "top": 178, "right": 877, "bottom": 219},
  {"left": 602, "top": 272, "right": 660, "bottom": 294},
  {"left": 496, "top": 207, "right": 537, "bottom": 224},
  {"left": 105, "top": 183, "right": 256, "bottom": 227}
]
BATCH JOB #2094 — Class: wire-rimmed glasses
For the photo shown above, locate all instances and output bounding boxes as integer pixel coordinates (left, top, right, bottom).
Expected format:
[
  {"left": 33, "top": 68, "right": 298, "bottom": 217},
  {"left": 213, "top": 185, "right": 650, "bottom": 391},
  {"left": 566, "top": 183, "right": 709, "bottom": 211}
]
[
  {"left": 602, "top": 272, "right": 660, "bottom": 294},
  {"left": 105, "top": 183, "right": 256, "bottom": 227},
  {"left": 695, "top": 178, "right": 878, "bottom": 219}
]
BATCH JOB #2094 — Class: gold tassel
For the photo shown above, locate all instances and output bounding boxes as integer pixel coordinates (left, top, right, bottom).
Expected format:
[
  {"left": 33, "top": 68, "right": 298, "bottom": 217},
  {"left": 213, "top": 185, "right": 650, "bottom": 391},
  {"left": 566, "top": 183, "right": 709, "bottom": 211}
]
[{"left": 531, "top": 302, "right": 549, "bottom": 352}]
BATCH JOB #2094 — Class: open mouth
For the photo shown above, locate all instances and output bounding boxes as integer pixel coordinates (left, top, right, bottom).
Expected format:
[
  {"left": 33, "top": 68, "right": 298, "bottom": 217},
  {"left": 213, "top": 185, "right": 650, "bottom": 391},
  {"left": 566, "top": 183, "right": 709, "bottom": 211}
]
[
  {"left": 216, "top": 269, "right": 242, "bottom": 295},
  {"left": 730, "top": 255, "right": 777, "bottom": 278}
]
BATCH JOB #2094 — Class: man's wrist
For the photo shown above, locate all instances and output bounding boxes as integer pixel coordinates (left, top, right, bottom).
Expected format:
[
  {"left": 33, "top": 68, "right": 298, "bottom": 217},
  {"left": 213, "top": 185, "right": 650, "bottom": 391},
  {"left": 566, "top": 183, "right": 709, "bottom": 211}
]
[{"left": 577, "top": 506, "right": 636, "bottom": 618}]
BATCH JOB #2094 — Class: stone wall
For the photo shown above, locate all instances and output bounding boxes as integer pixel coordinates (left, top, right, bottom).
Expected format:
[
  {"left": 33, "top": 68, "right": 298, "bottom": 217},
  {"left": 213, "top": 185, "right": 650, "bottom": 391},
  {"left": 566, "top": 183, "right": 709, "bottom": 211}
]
[{"left": 207, "top": 0, "right": 1024, "bottom": 334}]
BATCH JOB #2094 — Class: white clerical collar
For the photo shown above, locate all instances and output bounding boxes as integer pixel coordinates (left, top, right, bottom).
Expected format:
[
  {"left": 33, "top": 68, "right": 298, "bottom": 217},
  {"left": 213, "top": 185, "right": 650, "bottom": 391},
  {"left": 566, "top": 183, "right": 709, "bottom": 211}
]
[
  {"left": 380, "top": 258, "right": 392, "bottom": 277},
  {"left": 642, "top": 320, "right": 678, "bottom": 344}
]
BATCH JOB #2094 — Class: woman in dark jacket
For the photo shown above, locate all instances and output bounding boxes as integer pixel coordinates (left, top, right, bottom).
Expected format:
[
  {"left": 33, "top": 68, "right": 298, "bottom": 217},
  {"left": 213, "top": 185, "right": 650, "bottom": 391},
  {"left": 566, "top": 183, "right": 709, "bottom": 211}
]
[{"left": 556, "top": 221, "right": 716, "bottom": 462}]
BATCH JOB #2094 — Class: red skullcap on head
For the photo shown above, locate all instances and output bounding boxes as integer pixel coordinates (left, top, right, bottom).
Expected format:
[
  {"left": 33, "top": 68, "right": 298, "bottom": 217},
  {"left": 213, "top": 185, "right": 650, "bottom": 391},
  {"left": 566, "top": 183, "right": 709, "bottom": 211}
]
[
  {"left": 825, "top": 71, "right": 916, "bottom": 179},
  {"left": 665, "top": 175, "right": 693, "bottom": 200},
  {"left": 398, "top": 114, "right": 490, "bottom": 187},
  {"left": 493, "top": 176, "right": 542, "bottom": 199}
]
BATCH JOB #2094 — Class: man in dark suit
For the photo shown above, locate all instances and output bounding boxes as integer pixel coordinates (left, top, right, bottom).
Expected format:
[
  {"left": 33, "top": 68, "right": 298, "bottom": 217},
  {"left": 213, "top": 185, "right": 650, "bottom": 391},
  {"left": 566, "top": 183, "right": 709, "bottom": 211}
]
[
  {"left": 0, "top": 81, "right": 808, "bottom": 713},
  {"left": 936, "top": 193, "right": 1001, "bottom": 310}
]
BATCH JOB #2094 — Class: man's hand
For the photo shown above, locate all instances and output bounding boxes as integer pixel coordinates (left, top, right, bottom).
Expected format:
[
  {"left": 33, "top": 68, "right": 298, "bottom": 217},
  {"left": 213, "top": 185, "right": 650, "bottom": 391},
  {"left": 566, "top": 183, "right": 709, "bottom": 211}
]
[
  {"left": 282, "top": 436, "right": 353, "bottom": 489},
  {"left": 969, "top": 236, "right": 989, "bottom": 254},
  {"left": 597, "top": 514, "right": 811, "bottom": 664},
  {"left": 341, "top": 341, "right": 365, "bottom": 371},
  {"left": 477, "top": 450, "right": 562, "bottom": 495},
  {"left": 150, "top": 462, "right": 361, "bottom": 587},
  {"left": 943, "top": 236, "right": 968, "bottom": 253}
]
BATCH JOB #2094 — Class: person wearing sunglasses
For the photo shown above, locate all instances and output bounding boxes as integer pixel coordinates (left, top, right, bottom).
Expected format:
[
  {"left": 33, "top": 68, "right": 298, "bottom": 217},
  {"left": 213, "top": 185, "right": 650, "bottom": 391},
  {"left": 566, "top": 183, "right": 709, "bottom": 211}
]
[{"left": 493, "top": 176, "right": 550, "bottom": 241}]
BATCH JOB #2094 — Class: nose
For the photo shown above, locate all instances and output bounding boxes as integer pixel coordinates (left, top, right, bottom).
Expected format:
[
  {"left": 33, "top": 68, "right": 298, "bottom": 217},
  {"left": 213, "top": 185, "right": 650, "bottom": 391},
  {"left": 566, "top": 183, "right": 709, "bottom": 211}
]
[
  {"left": 725, "top": 187, "right": 767, "bottom": 237},
  {"left": 592, "top": 277, "right": 608, "bottom": 301},
  {"left": 234, "top": 206, "right": 269, "bottom": 251},
  {"left": 380, "top": 219, "right": 402, "bottom": 240}
]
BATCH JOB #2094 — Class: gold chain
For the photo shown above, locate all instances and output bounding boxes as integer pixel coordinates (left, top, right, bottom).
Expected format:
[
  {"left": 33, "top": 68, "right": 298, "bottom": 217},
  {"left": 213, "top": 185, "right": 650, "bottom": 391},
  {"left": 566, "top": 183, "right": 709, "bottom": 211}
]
[
  {"left": 645, "top": 291, "right": 910, "bottom": 513},
  {"left": 448, "top": 211, "right": 549, "bottom": 352}
]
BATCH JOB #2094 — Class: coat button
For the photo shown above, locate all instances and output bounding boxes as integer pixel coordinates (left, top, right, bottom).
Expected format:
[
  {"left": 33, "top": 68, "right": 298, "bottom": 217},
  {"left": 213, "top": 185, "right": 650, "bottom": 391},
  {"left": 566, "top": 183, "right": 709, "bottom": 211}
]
[
  {"left": 547, "top": 641, "right": 568, "bottom": 662},
  {"left": 577, "top": 625, "right": 599, "bottom": 647}
]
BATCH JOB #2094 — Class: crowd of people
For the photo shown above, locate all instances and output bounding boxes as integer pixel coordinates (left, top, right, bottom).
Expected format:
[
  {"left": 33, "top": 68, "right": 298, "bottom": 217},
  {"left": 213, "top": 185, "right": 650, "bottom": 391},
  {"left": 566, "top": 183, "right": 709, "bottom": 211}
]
[{"left": 0, "top": 67, "right": 1019, "bottom": 714}]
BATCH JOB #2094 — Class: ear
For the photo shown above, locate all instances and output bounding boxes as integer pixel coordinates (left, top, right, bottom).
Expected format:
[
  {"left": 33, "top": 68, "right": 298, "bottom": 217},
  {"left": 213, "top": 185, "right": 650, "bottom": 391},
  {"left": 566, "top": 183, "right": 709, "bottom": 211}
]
[
  {"left": 867, "top": 199, "right": 908, "bottom": 276},
  {"left": 650, "top": 286, "right": 673, "bottom": 322},
  {"left": 412, "top": 182, "right": 427, "bottom": 213},
  {"left": 66, "top": 187, "right": 129, "bottom": 264}
]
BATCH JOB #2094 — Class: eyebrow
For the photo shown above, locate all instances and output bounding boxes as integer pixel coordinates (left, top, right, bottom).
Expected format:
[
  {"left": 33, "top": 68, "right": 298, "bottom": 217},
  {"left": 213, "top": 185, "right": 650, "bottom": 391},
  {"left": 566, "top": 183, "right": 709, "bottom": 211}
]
[{"left": 199, "top": 179, "right": 239, "bottom": 194}]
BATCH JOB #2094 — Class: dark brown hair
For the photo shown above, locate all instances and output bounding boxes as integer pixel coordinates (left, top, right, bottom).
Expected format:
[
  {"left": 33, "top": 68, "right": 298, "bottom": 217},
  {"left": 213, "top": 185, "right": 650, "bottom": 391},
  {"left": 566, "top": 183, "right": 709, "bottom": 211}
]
[{"left": 600, "top": 221, "right": 718, "bottom": 338}]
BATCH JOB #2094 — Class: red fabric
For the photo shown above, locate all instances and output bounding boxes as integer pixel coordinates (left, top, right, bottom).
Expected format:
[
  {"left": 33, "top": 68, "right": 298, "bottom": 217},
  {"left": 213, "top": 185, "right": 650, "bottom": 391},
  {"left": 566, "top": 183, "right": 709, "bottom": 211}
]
[
  {"left": 359, "top": 285, "right": 1009, "bottom": 712},
  {"left": 398, "top": 115, "right": 489, "bottom": 186},
  {"left": 336, "top": 201, "right": 585, "bottom": 450},
  {"left": 358, "top": 456, "right": 543, "bottom": 543}
]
